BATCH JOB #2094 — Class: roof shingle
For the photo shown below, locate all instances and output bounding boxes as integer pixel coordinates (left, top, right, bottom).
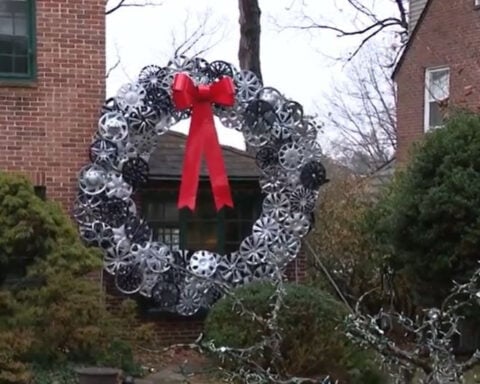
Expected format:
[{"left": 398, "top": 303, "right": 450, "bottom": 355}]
[{"left": 148, "top": 131, "right": 260, "bottom": 178}]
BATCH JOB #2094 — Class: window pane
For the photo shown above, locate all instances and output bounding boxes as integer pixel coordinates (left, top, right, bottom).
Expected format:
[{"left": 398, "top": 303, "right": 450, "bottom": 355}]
[
  {"left": 143, "top": 193, "right": 181, "bottom": 250},
  {"left": 428, "top": 69, "right": 449, "bottom": 101},
  {"left": 158, "top": 227, "right": 180, "bottom": 250},
  {"left": 226, "top": 191, "right": 261, "bottom": 220},
  {"left": 12, "top": 35, "right": 27, "bottom": 54},
  {"left": 181, "top": 186, "right": 217, "bottom": 221},
  {"left": 0, "top": 0, "right": 31, "bottom": 76},
  {"left": 225, "top": 221, "right": 241, "bottom": 244},
  {"left": 186, "top": 221, "right": 217, "bottom": 251},
  {"left": 0, "top": 1, "right": 27, "bottom": 36},
  {"left": 0, "top": 36, "right": 13, "bottom": 53},
  {"left": 0, "top": 53, "right": 12, "bottom": 72},
  {"left": 0, "top": 15, "right": 13, "bottom": 35},
  {"left": 223, "top": 187, "right": 262, "bottom": 252},
  {"left": 143, "top": 200, "right": 153, "bottom": 220},
  {"left": 429, "top": 101, "right": 443, "bottom": 128},
  {"left": 13, "top": 15, "right": 27, "bottom": 36},
  {"left": 0, "top": 0, "right": 27, "bottom": 13},
  {"left": 164, "top": 200, "right": 179, "bottom": 221},
  {"left": 13, "top": 54, "right": 26, "bottom": 72}
]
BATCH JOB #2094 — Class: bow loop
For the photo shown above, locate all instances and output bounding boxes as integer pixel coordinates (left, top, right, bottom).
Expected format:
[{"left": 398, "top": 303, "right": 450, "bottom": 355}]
[
  {"left": 209, "top": 77, "right": 235, "bottom": 106},
  {"left": 171, "top": 73, "right": 196, "bottom": 109}
]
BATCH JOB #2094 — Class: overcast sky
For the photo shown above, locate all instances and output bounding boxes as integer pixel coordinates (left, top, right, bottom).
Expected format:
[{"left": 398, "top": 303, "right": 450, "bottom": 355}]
[{"left": 106, "top": 0, "right": 395, "bottom": 150}]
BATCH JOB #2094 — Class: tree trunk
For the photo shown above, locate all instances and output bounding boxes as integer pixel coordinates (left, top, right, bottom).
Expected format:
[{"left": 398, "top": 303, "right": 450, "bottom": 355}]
[{"left": 238, "top": 0, "right": 262, "bottom": 82}]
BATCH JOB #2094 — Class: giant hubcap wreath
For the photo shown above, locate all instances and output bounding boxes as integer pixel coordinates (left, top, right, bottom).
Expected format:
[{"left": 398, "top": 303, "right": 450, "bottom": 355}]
[{"left": 74, "top": 56, "right": 327, "bottom": 316}]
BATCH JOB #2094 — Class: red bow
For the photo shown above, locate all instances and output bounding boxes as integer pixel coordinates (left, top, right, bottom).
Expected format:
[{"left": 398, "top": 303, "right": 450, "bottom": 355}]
[{"left": 171, "top": 73, "right": 235, "bottom": 211}]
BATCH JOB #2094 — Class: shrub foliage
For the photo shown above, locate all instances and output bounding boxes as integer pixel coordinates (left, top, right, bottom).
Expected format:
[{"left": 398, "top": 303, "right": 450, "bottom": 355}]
[
  {"left": 0, "top": 172, "right": 101, "bottom": 284},
  {"left": 308, "top": 174, "right": 385, "bottom": 309},
  {"left": 205, "top": 282, "right": 383, "bottom": 383},
  {"left": 368, "top": 112, "right": 480, "bottom": 307},
  {"left": 0, "top": 172, "right": 147, "bottom": 382}
]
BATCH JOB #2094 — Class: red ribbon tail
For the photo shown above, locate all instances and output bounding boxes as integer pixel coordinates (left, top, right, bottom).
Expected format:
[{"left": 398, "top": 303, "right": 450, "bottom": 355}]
[
  {"left": 203, "top": 117, "right": 234, "bottom": 211},
  {"left": 177, "top": 111, "right": 203, "bottom": 211}
]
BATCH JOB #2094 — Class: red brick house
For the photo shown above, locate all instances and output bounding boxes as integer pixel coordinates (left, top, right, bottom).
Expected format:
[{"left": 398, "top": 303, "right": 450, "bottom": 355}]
[
  {"left": 0, "top": 1, "right": 318, "bottom": 346},
  {"left": 0, "top": 1, "right": 278, "bottom": 345},
  {"left": 0, "top": 0, "right": 105, "bottom": 206},
  {"left": 393, "top": 0, "right": 480, "bottom": 352},
  {"left": 394, "top": 0, "right": 480, "bottom": 161}
]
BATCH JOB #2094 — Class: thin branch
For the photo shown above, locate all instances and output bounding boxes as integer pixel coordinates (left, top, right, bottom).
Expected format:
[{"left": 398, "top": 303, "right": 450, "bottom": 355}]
[
  {"left": 321, "top": 43, "right": 397, "bottom": 173},
  {"left": 105, "top": 56, "right": 121, "bottom": 79},
  {"left": 275, "top": 0, "right": 408, "bottom": 63},
  {"left": 287, "top": 17, "right": 403, "bottom": 37},
  {"left": 105, "top": 0, "right": 163, "bottom": 15},
  {"left": 167, "top": 9, "right": 227, "bottom": 59}
]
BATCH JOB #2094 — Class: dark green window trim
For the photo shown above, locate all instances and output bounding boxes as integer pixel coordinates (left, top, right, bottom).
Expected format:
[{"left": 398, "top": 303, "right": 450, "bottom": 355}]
[{"left": 0, "top": 0, "right": 36, "bottom": 81}]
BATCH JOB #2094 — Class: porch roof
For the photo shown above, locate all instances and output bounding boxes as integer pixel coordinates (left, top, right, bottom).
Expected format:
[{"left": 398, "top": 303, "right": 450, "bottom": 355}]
[{"left": 148, "top": 131, "right": 260, "bottom": 179}]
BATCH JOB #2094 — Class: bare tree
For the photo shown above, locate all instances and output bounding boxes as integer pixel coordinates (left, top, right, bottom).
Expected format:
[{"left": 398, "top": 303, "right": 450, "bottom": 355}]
[
  {"left": 347, "top": 267, "right": 480, "bottom": 383},
  {"left": 238, "top": 0, "right": 263, "bottom": 81},
  {"left": 106, "top": 9, "right": 226, "bottom": 81},
  {"left": 105, "top": 0, "right": 165, "bottom": 79},
  {"left": 105, "top": 0, "right": 163, "bottom": 15},
  {"left": 279, "top": 0, "right": 408, "bottom": 65},
  {"left": 168, "top": 9, "right": 228, "bottom": 59},
  {"left": 322, "top": 45, "right": 397, "bottom": 173}
]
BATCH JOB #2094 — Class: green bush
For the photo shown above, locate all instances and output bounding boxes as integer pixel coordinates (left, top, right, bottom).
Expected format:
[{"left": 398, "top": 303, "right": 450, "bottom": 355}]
[
  {"left": 0, "top": 172, "right": 101, "bottom": 285},
  {"left": 205, "top": 282, "right": 384, "bottom": 383},
  {"left": 31, "top": 365, "right": 78, "bottom": 384},
  {"left": 0, "top": 172, "right": 147, "bottom": 378},
  {"left": 367, "top": 112, "right": 480, "bottom": 307},
  {"left": 0, "top": 329, "right": 33, "bottom": 384},
  {"left": 16, "top": 274, "right": 143, "bottom": 373}
]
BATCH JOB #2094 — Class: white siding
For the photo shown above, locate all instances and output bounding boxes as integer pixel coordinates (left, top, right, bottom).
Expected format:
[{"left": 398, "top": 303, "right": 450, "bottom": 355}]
[{"left": 409, "top": 0, "right": 429, "bottom": 34}]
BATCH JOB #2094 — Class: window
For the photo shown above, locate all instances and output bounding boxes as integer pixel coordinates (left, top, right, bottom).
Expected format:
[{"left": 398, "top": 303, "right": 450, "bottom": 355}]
[
  {"left": 0, "top": 0, "right": 35, "bottom": 79},
  {"left": 142, "top": 182, "right": 262, "bottom": 253},
  {"left": 224, "top": 191, "right": 261, "bottom": 253},
  {"left": 424, "top": 67, "right": 450, "bottom": 131},
  {"left": 184, "top": 190, "right": 221, "bottom": 251},
  {"left": 143, "top": 192, "right": 181, "bottom": 251},
  {"left": 476, "top": 0, "right": 480, "bottom": 7},
  {"left": 34, "top": 185, "right": 46, "bottom": 200}
]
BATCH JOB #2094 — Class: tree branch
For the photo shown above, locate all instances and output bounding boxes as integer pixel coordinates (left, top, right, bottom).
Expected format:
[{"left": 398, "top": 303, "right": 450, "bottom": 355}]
[
  {"left": 321, "top": 44, "right": 397, "bottom": 173},
  {"left": 167, "top": 9, "right": 227, "bottom": 59},
  {"left": 276, "top": 0, "right": 408, "bottom": 63},
  {"left": 105, "top": 0, "right": 163, "bottom": 15},
  {"left": 106, "top": 56, "right": 121, "bottom": 79}
]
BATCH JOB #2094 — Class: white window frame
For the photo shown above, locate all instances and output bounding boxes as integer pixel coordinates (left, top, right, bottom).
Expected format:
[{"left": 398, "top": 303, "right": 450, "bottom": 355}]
[{"left": 424, "top": 66, "right": 450, "bottom": 132}]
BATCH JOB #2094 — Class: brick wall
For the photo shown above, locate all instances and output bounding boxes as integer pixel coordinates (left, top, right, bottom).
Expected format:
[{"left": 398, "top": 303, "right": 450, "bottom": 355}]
[
  {"left": 103, "top": 272, "right": 204, "bottom": 345},
  {"left": 285, "top": 249, "right": 308, "bottom": 282},
  {"left": 395, "top": 0, "right": 480, "bottom": 162},
  {"left": 0, "top": 0, "right": 105, "bottom": 211}
]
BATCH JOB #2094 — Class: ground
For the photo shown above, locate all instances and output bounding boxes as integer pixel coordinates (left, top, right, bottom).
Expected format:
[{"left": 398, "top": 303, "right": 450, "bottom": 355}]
[
  {"left": 134, "top": 347, "right": 225, "bottom": 384},
  {"left": 134, "top": 347, "right": 480, "bottom": 384}
]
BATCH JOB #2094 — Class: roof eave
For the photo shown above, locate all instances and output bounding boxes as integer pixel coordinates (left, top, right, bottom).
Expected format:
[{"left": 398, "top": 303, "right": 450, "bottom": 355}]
[{"left": 392, "top": 0, "right": 433, "bottom": 80}]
